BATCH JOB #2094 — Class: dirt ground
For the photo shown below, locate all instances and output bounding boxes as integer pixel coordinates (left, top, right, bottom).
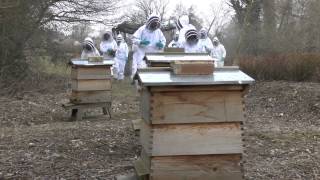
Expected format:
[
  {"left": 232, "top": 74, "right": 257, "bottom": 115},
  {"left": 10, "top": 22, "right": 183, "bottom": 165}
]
[{"left": 0, "top": 79, "right": 320, "bottom": 179}]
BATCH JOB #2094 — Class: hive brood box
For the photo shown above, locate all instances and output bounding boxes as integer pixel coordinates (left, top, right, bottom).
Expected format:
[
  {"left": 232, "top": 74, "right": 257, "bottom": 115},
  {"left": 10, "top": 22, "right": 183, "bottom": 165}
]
[
  {"left": 69, "top": 60, "right": 113, "bottom": 104},
  {"left": 135, "top": 67, "right": 254, "bottom": 180},
  {"left": 145, "top": 52, "right": 214, "bottom": 67}
]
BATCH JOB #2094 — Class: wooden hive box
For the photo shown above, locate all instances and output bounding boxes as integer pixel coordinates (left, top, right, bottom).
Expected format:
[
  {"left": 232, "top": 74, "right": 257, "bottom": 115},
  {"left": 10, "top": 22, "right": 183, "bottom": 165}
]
[
  {"left": 135, "top": 67, "right": 254, "bottom": 180},
  {"left": 69, "top": 60, "right": 113, "bottom": 104},
  {"left": 171, "top": 60, "right": 214, "bottom": 75},
  {"left": 145, "top": 52, "right": 214, "bottom": 67}
]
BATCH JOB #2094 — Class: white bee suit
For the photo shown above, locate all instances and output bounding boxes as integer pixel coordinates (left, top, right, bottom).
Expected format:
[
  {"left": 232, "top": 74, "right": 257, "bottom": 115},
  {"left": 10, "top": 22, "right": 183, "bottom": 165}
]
[
  {"left": 211, "top": 37, "right": 226, "bottom": 67},
  {"left": 177, "top": 15, "right": 195, "bottom": 47},
  {"left": 131, "top": 15, "right": 166, "bottom": 79},
  {"left": 182, "top": 42, "right": 205, "bottom": 53},
  {"left": 180, "top": 28, "right": 204, "bottom": 53},
  {"left": 100, "top": 31, "right": 117, "bottom": 60},
  {"left": 115, "top": 39, "right": 129, "bottom": 80},
  {"left": 81, "top": 37, "right": 100, "bottom": 59},
  {"left": 100, "top": 31, "right": 118, "bottom": 77}
]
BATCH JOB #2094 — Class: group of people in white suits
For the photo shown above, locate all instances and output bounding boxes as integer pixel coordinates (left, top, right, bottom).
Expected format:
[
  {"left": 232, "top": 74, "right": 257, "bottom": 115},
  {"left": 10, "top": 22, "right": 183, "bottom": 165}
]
[
  {"left": 81, "top": 13, "right": 227, "bottom": 80},
  {"left": 168, "top": 15, "right": 226, "bottom": 67},
  {"left": 81, "top": 31, "right": 129, "bottom": 80}
]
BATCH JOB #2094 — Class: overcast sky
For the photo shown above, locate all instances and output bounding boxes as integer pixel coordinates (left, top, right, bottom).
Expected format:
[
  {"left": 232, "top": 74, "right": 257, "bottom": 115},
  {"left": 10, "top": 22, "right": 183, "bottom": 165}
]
[
  {"left": 91, "top": 0, "right": 233, "bottom": 37},
  {"left": 123, "top": 0, "right": 232, "bottom": 18}
]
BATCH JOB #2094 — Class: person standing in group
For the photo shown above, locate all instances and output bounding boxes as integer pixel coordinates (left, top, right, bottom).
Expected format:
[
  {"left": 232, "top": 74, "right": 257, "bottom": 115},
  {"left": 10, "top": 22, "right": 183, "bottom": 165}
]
[
  {"left": 100, "top": 30, "right": 118, "bottom": 77},
  {"left": 80, "top": 37, "right": 100, "bottom": 59},
  {"left": 180, "top": 27, "right": 204, "bottom": 53},
  {"left": 211, "top": 37, "right": 226, "bottom": 67},
  {"left": 198, "top": 28, "right": 214, "bottom": 54},
  {"left": 114, "top": 34, "right": 129, "bottom": 80},
  {"left": 131, "top": 14, "right": 166, "bottom": 79},
  {"left": 176, "top": 15, "right": 195, "bottom": 47},
  {"left": 168, "top": 31, "right": 180, "bottom": 48}
]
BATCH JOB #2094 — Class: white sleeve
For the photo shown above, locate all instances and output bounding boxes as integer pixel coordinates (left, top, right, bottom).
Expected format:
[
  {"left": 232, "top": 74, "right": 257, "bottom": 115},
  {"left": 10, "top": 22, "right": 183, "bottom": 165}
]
[
  {"left": 168, "top": 41, "right": 173, "bottom": 47},
  {"left": 207, "top": 39, "right": 214, "bottom": 51},
  {"left": 159, "top": 30, "right": 166, "bottom": 45},
  {"left": 125, "top": 43, "right": 129, "bottom": 58},
  {"left": 94, "top": 48, "right": 101, "bottom": 56},
  {"left": 221, "top": 44, "right": 226, "bottom": 58},
  {"left": 100, "top": 42, "right": 108, "bottom": 53},
  {"left": 81, "top": 51, "right": 87, "bottom": 59},
  {"left": 132, "top": 26, "right": 144, "bottom": 45},
  {"left": 178, "top": 29, "right": 185, "bottom": 46},
  {"left": 112, "top": 40, "right": 118, "bottom": 50}
]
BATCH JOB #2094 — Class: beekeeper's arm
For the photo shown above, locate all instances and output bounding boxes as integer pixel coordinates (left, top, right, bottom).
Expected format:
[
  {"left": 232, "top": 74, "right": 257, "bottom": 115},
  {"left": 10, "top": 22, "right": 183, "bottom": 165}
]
[
  {"left": 100, "top": 42, "right": 108, "bottom": 53},
  {"left": 221, "top": 44, "right": 226, "bottom": 59}
]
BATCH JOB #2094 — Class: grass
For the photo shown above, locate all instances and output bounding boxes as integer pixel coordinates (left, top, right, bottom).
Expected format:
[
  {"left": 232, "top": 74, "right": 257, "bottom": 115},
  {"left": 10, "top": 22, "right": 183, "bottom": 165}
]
[{"left": 29, "top": 56, "right": 70, "bottom": 77}]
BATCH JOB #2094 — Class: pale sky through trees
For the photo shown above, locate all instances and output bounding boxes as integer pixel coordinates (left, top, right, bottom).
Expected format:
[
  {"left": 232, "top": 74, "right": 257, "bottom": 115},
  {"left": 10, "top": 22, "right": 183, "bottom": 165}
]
[{"left": 90, "top": 0, "right": 232, "bottom": 37}]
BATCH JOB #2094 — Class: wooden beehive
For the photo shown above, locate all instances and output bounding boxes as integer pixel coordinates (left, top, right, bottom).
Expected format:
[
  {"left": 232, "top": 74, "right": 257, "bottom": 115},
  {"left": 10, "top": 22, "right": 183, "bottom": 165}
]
[
  {"left": 171, "top": 60, "right": 214, "bottom": 75},
  {"left": 69, "top": 60, "right": 113, "bottom": 104},
  {"left": 145, "top": 52, "right": 214, "bottom": 67},
  {"left": 135, "top": 67, "right": 254, "bottom": 180}
]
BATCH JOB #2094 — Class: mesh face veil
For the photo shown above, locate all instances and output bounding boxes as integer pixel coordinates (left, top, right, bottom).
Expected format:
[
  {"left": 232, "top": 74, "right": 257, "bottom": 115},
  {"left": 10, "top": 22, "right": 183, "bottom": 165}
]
[
  {"left": 147, "top": 15, "right": 161, "bottom": 31},
  {"left": 185, "top": 29, "right": 199, "bottom": 45}
]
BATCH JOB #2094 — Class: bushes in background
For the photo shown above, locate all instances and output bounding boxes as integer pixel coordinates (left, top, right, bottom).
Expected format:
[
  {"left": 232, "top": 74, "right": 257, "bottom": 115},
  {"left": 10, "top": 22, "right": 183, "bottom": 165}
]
[{"left": 238, "top": 53, "right": 320, "bottom": 82}]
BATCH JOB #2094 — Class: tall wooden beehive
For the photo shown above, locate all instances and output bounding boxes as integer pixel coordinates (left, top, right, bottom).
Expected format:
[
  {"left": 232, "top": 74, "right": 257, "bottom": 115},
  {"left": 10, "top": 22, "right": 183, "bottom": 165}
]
[{"left": 135, "top": 65, "right": 254, "bottom": 180}]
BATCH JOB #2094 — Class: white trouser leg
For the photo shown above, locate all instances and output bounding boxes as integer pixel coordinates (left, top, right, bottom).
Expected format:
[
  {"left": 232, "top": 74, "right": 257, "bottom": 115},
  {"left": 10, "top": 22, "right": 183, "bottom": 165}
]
[
  {"left": 112, "top": 60, "right": 118, "bottom": 79},
  {"left": 118, "top": 60, "right": 126, "bottom": 80},
  {"left": 131, "top": 57, "right": 138, "bottom": 79},
  {"left": 132, "top": 51, "right": 145, "bottom": 79}
]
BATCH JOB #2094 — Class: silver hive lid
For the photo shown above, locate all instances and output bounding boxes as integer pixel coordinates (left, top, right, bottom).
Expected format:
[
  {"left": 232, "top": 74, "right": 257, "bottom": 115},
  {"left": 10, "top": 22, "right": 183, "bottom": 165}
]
[{"left": 137, "top": 67, "right": 255, "bottom": 86}]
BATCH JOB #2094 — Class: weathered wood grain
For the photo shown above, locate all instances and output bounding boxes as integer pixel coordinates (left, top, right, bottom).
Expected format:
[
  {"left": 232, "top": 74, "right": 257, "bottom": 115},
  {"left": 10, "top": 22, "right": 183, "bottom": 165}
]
[
  {"left": 140, "top": 121, "right": 243, "bottom": 156},
  {"left": 171, "top": 61, "right": 214, "bottom": 75},
  {"left": 70, "top": 91, "right": 111, "bottom": 104},
  {"left": 151, "top": 154, "right": 243, "bottom": 180},
  {"left": 71, "top": 67, "right": 111, "bottom": 80},
  {"left": 71, "top": 79, "right": 112, "bottom": 91},
  {"left": 150, "top": 91, "right": 244, "bottom": 124}
]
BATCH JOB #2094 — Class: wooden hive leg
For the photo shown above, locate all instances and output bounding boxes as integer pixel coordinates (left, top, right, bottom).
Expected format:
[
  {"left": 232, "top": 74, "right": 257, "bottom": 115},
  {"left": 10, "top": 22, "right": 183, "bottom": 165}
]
[
  {"left": 102, "top": 103, "right": 112, "bottom": 119},
  {"left": 71, "top": 109, "right": 78, "bottom": 121},
  {"left": 76, "top": 108, "right": 84, "bottom": 121}
]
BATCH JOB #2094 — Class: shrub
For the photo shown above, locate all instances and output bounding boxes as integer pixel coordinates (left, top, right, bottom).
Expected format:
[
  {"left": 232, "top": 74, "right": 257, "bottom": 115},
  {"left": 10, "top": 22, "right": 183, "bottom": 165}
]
[{"left": 237, "top": 53, "right": 320, "bottom": 82}]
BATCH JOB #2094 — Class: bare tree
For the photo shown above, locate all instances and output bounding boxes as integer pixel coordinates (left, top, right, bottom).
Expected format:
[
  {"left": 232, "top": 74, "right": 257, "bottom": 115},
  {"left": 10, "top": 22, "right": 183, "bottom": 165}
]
[
  {"left": 207, "top": 2, "right": 233, "bottom": 38},
  {"left": 0, "top": 0, "right": 121, "bottom": 82}
]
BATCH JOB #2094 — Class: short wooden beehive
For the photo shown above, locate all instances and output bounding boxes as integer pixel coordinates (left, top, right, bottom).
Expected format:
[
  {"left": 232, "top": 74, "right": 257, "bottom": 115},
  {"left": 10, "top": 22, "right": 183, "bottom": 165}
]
[
  {"left": 135, "top": 66, "right": 254, "bottom": 180},
  {"left": 70, "top": 60, "right": 113, "bottom": 104}
]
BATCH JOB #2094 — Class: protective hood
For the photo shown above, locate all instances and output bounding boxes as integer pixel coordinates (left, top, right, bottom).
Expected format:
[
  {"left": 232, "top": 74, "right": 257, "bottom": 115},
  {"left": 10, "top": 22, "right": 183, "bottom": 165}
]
[
  {"left": 146, "top": 13, "right": 161, "bottom": 31},
  {"left": 116, "top": 34, "right": 123, "bottom": 42},
  {"left": 179, "top": 15, "right": 189, "bottom": 27},
  {"left": 185, "top": 28, "right": 198, "bottom": 40},
  {"left": 102, "top": 30, "right": 114, "bottom": 42},
  {"left": 213, "top": 37, "right": 219, "bottom": 42},
  {"left": 84, "top": 37, "right": 94, "bottom": 44},
  {"left": 199, "top": 28, "right": 208, "bottom": 39},
  {"left": 83, "top": 37, "right": 95, "bottom": 51}
]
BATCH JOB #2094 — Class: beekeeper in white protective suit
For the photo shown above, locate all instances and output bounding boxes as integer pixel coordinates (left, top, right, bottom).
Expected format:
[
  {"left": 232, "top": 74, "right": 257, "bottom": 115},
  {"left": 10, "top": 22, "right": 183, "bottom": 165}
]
[
  {"left": 81, "top": 37, "right": 100, "bottom": 59},
  {"left": 100, "top": 30, "right": 117, "bottom": 59},
  {"left": 100, "top": 30, "right": 118, "bottom": 77},
  {"left": 168, "top": 31, "right": 180, "bottom": 48},
  {"left": 131, "top": 14, "right": 166, "bottom": 79},
  {"left": 211, "top": 37, "right": 226, "bottom": 67},
  {"left": 115, "top": 34, "right": 129, "bottom": 80},
  {"left": 176, "top": 15, "right": 195, "bottom": 47},
  {"left": 180, "top": 28, "right": 204, "bottom": 53},
  {"left": 198, "top": 28, "right": 214, "bottom": 54}
]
